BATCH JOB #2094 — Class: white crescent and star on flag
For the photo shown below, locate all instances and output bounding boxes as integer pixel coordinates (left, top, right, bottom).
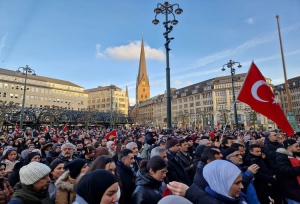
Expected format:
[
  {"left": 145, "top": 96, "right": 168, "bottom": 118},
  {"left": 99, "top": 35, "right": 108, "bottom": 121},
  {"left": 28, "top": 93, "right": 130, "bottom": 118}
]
[{"left": 251, "top": 80, "right": 279, "bottom": 105}]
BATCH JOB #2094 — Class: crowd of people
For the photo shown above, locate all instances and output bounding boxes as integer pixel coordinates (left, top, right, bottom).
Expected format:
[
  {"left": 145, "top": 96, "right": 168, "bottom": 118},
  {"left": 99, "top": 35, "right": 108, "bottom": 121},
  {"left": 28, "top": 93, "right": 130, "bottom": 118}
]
[{"left": 0, "top": 126, "right": 299, "bottom": 204}]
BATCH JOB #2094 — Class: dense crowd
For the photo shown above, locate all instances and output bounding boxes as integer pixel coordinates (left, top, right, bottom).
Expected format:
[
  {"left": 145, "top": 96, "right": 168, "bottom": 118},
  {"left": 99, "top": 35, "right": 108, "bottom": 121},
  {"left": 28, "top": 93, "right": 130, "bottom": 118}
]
[{"left": 0, "top": 126, "right": 299, "bottom": 204}]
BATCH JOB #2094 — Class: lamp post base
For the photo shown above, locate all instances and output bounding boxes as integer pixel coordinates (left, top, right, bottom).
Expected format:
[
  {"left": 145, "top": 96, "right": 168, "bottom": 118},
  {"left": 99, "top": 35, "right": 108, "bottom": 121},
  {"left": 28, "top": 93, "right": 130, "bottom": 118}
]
[{"left": 286, "top": 110, "right": 300, "bottom": 132}]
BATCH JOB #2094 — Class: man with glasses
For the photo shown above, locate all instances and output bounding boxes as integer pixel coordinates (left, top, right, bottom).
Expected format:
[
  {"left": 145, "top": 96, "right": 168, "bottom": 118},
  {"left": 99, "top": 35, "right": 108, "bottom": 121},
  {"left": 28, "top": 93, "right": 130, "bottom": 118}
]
[
  {"left": 225, "top": 147, "right": 260, "bottom": 204},
  {"left": 166, "top": 137, "right": 191, "bottom": 186},
  {"left": 116, "top": 149, "right": 135, "bottom": 204},
  {"left": 276, "top": 139, "right": 300, "bottom": 203}
]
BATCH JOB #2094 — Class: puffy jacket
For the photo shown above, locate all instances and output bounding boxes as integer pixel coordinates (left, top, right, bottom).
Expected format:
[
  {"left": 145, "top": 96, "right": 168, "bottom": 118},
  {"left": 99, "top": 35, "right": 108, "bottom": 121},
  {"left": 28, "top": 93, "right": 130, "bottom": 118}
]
[
  {"left": 55, "top": 171, "right": 76, "bottom": 204},
  {"left": 276, "top": 148, "right": 300, "bottom": 202},
  {"left": 131, "top": 171, "right": 164, "bottom": 204}
]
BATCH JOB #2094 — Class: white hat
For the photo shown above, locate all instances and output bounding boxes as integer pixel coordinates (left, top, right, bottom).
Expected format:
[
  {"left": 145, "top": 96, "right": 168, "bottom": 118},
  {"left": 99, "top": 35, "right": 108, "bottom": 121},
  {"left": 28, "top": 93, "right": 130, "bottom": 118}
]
[{"left": 20, "top": 162, "right": 51, "bottom": 185}]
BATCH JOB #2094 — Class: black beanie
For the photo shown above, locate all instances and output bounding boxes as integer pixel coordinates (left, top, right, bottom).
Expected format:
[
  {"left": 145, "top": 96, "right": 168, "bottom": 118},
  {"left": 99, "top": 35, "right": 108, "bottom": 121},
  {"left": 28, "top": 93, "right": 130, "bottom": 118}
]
[
  {"left": 49, "top": 158, "right": 64, "bottom": 172},
  {"left": 224, "top": 147, "right": 238, "bottom": 159},
  {"left": 64, "top": 159, "right": 87, "bottom": 179},
  {"left": 24, "top": 152, "right": 40, "bottom": 165},
  {"left": 76, "top": 169, "right": 117, "bottom": 204},
  {"left": 167, "top": 137, "right": 179, "bottom": 149}
]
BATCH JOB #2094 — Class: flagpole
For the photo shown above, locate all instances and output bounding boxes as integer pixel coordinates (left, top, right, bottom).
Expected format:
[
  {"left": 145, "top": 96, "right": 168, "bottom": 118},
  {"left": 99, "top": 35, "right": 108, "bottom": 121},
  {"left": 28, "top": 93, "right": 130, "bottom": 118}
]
[
  {"left": 276, "top": 15, "right": 299, "bottom": 132},
  {"left": 276, "top": 15, "right": 292, "bottom": 110}
]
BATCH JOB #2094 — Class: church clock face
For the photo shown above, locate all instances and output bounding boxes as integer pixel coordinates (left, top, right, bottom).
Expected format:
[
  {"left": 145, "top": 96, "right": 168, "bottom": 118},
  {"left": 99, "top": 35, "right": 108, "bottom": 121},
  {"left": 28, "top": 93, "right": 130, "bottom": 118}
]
[{"left": 142, "top": 81, "right": 145, "bottom": 85}]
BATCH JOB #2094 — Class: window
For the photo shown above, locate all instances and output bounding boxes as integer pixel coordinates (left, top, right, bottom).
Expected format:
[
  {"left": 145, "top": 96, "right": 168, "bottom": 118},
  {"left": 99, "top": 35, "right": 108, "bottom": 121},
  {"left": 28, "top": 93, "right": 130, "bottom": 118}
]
[
  {"left": 4, "top": 84, "right": 8, "bottom": 88},
  {"left": 0, "top": 83, "right": 2, "bottom": 88},
  {"left": 3, "top": 93, "right": 6, "bottom": 97},
  {"left": 16, "top": 85, "right": 19, "bottom": 90},
  {"left": 15, "top": 94, "right": 18, "bottom": 98},
  {"left": 11, "top": 85, "right": 14, "bottom": 89},
  {"left": 36, "top": 88, "right": 39, "bottom": 92},
  {"left": 31, "top": 87, "right": 34, "bottom": 92},
  {"left": 26, "top": 95, "right": 29, "bottom": 100},
  {"left": 31, "top": 96, "right": 34, "bottom": 101},
  {"left": 10, "top": 93, "right": 13, "bottom": 98},
  {"left": 40, "top": 97, "right": 43, "bottom": 101}
]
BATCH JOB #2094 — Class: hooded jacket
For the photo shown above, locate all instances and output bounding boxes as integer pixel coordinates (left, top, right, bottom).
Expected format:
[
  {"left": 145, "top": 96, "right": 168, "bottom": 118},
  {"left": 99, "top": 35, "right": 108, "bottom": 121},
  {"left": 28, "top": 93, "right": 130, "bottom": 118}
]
[
  {"left": 55, "top": 170, "right": 76, "bottom": 204},
  {"left": 276, "top": 147, "right": 300, "bottom": 202},
  {"left": 131, "top": 171, "right": 164, "bottom": 204},
  {"left": 46, "top": 144, "right": 61, "bottom": 165},
  {"left": 263, "top": 139, "right": 282, "bottom": 174}
]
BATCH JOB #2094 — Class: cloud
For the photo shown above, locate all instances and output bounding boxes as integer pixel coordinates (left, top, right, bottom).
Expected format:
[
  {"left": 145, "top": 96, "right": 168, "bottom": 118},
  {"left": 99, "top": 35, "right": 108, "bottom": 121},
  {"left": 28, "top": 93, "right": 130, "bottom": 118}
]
[
  {"left": 96, "top": 44, "right": 106, "bottom": 59},
  {"left": 272, "top": 78, "right": 284, "bottom": 85},
  {"left": 129, "top": 98, "right": 136, "bottom": 106},
  {"left": 244, "top": 18, "right": 254, "bottom": 24},
  {"left": 173, "top": 80, "right": 193, "bottom": 86},
  {"left": 0, "top": 35, "right": 7, "bottom": 56},
  {"left": 96, "top": 41, "right": 165, "bottom": 61}
]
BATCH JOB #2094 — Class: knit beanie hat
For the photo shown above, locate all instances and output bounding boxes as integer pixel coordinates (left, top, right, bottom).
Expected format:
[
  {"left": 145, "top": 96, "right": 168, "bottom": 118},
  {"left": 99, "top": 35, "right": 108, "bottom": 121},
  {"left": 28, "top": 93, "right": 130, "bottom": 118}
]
[
  {"left": 20, "top": 162, "right": 51, "bottom": 185},
  {"left": 24, "top": 152, "right": 40, "bottom": 165},
  {"left": 224, "top": 147, "right": 238, "bottom": 159},
  {"left": 49, "top": 158, "right": 64, "bottom": 172},
  {"left": 76, "top": 169, "right": 118, "bottom": 204},
  {"left": 64, "top": 159, "right": 87, "bottom": 179},
  {"left": 166, "top": 137, "right": 179, "bottom": 149}
]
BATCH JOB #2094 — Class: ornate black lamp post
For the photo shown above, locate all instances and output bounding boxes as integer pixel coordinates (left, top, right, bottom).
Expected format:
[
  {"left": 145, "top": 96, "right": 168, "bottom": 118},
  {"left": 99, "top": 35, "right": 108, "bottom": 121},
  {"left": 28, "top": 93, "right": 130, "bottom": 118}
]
[
  {"left": 222, "top": 60, "right": 242, "bottom": 130},
  {"left": 152, "top": 1, "right": 183, "bottom": 134}
]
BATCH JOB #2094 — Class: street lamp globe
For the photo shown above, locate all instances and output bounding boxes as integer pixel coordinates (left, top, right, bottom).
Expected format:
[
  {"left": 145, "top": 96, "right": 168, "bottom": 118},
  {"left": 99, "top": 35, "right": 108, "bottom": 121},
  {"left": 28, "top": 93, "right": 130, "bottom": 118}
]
[
  {"left": 152, "top": 19, "right": 159, "bottom": 25},
  {"left": 175, "top": 8, "right": 183, "bottom": 15},
  {"left": 237, "top": 64, "right": 242, "bottom": 68},
  {"left": 171, "top": 19, "right": 178, "bottom": 25},
  {"left": 221, "top": 67, "right": 226, "bottom": 71},
  {"left": 154, "top": 8, "right": 162, "bottom": 14}
]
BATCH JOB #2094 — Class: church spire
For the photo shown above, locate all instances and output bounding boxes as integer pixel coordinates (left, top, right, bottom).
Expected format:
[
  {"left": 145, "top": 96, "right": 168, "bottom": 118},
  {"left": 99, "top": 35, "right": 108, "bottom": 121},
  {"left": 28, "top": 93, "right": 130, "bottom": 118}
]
[
  {"left": 136, "top": 37, "right": 150, "bottom": 103},
  {"left": 137, "top": 38, "right": 149, "bottom": 85}
]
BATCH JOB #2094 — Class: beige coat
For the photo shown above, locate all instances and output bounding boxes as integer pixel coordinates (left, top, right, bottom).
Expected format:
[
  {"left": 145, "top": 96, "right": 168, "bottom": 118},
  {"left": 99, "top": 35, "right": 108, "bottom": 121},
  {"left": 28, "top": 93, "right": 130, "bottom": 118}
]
[{"left": 55, "top": 170, "right": 76, "bottom": 204}]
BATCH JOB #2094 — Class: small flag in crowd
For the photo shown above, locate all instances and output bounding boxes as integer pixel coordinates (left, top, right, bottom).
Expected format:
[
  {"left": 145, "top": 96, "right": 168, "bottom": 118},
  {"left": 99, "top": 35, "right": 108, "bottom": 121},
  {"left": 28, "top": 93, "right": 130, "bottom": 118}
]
[
  {"left": 105, "top": 129, "right": 117, "bottom": 140},
  {"left": 63, "top": 124, "right": 68, "bottom": 132},
  {"left": 14, "top": 123, "right": 19, "bottom": 134}
]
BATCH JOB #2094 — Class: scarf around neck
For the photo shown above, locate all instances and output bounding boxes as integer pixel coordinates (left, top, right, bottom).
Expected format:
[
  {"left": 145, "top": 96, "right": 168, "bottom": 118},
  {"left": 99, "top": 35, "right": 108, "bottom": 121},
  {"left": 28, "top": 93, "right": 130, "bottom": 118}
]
[{"left": 13, "top": 184, "right": 52, "bottom": 204}]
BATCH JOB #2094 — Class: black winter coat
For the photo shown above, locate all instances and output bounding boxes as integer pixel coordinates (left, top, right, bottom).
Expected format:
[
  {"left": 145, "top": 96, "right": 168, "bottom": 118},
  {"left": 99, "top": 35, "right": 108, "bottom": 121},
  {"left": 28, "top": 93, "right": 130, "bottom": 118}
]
[
  {"left": 193, "top": 161, "right": 208, "bottom": 190},
  {"left": 184, "top": 184, "right": 219, "bottom": 204},
  {"left": 245, "top": 153, "right": 275, "bottom": 204},
  {"left": 45, "top": 143, "right": 61, "bottom": 165},
  {"left": 276, "top": 148, "right": 300, "bottom": 202},
  {"left": 116, "top": 161, "right": 136, "bottom": 204},
  {"left": 166, "top": 150, "right": 191, "bottom": 186},
  {"left": 263, "top": 140, "right": 282, "bottom": 174},
  {"left": 131, "top": 171, "right": 164, "bottom": 204}
]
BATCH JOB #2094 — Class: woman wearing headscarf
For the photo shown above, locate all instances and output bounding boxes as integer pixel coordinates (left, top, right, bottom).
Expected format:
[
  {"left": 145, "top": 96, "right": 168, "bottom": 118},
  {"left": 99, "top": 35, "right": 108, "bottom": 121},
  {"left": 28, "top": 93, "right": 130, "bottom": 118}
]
[
  {"left": 93, "top": 147, "right": 109, "bottom": 160},
  {"left": 73, "top": 169, "right": 119, "bottom": 204},
  {"left": 55, "top": 159, "right": 88, "bottom": 204},
  {"left": 106, "top": 141, "right": 115, "bottom": 158},
  {"left": 112, "top": 143, "right": 125, "bottom": 164},
  {"left": 0, "top": 163, "right": 13, "bottom": 204},
  {"left": 202, "top": 160, "right": 248, "bottom": 204}
]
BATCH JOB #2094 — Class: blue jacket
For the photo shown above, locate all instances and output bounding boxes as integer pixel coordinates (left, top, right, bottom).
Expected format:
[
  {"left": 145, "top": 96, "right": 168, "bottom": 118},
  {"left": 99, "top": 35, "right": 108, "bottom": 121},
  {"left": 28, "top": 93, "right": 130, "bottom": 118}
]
[
  {"left": 242, "top": 171, "right": 260, "bottom": 204},
  {"left": 205, "top": 186, "right": 248, "bottom": 204}
]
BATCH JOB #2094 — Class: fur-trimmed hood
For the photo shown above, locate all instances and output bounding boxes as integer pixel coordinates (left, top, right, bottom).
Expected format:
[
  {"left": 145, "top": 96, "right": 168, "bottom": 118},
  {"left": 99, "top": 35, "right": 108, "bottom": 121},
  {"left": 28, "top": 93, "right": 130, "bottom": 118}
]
[
  {"left": 55, "top": 170, "right": 75, "bottom": 192},
  {"left": 276, "top": 147, "right": 293, "bottom": 156}
]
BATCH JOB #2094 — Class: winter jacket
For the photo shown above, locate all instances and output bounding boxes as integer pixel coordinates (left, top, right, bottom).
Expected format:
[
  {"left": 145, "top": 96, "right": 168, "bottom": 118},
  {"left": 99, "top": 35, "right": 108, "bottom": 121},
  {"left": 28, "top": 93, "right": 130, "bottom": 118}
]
[
  {"left": 1, "top": 160, "right": 18, "bottom": 175},
  {"left": 116, "top": 161, "right": 135, "bottom": 204},
  {"left": 131, "top": 171, "right": 164, "bottom": 204},
  {"left": 184, "top": 184, "right": 219, "bottom": 204},
  {"left": 263, "top": 140, "right": 282, "bottom": 174},
  {"left": 55, "top": 170, "right": 76, "bottom": 204},
  {"left": 245, "top": 153, "right": 275, "bottom": 204},
  {"left": 8, "top": 162, "right": 23, "bottom": 188},
  {"left": 46, "top": 144, "right": 61, "bottom": 165},
  {"left": 193, "top": 161, "right": 208, "bottom": 190},
  {"left": 205, "top": 186, "right": 248, "bottom": 204},
  {"left": 166, "top": 150, "right": 191, "bottom": 186},
  {"left": 72, "top": 195, "right": 88, "bottom": 204},
  {"left": 132, "top": 156, "right": 142, "bottom": 173},
  {"left": 176, "top": 151, "right": 194, "bottom": 180},
  {"left": 0, "top": 178, "right": 14, "bottom": 204},
  {"left": 276, "top": 148, "right": 300, "bottom": 202}
]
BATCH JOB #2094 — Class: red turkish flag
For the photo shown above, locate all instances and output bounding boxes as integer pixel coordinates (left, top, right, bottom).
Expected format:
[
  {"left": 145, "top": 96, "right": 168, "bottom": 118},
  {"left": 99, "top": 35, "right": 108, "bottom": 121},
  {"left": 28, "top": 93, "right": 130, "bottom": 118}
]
[
  {"left": 105, "top": 129, "right": 117, "bottom": 140},
  {"left": 237, "top": 62, "right": 294, "bottom": 136},
  {"left": 63, "top": 124, "right": 68, "bottom": 132}
]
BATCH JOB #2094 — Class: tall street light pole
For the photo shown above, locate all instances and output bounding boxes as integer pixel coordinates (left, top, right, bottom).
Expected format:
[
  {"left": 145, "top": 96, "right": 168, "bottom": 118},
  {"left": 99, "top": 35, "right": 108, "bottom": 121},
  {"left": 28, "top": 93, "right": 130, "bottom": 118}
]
[
  {"left": 110, "top": 84, "right": 113, "bottom": 130},
  {"left": 16, "top": 65, "right": 36, "bottom": 130},
  {"left": 222, "top": 60, "right": 242, "bottom": 130},
  {"left": 152, "top": 1, "right": 183, "bottom": 134}
]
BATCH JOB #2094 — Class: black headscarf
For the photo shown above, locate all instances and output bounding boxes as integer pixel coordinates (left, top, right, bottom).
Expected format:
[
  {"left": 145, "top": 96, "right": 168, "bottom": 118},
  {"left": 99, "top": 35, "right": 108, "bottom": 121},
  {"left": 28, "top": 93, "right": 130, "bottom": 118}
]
[
  {"left": 64, "top": 159, "right": 87, "bottom": 179},
  {"left": 76, "top": 169, "right": 117, "bottom": 204}
]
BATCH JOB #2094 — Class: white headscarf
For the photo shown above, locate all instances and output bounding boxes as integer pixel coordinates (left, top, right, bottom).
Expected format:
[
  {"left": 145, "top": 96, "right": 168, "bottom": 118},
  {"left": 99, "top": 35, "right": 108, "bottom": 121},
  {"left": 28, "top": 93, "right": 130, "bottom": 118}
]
[
  {"left": 203, "top": 160, "right": 241, "bottom": 198},
  {"left": 106, "top": 141, "right": 115, "bottom": 157}
]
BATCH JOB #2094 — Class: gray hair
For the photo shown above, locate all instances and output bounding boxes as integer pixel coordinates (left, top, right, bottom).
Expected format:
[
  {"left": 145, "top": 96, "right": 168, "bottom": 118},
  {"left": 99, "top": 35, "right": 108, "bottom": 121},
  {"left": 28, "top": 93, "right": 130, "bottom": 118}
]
[
  {"left": 61, "top": 143, "right": 75, "bottom": 150},
  {"left": 150, "top": 147, "right": 166, "bottom": 158},
  {"left": 126, "top": 142, "right": 137, "bottom": 150},
  {"left": 199, "top": 139, "right": 209, "bottom": 145}
]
